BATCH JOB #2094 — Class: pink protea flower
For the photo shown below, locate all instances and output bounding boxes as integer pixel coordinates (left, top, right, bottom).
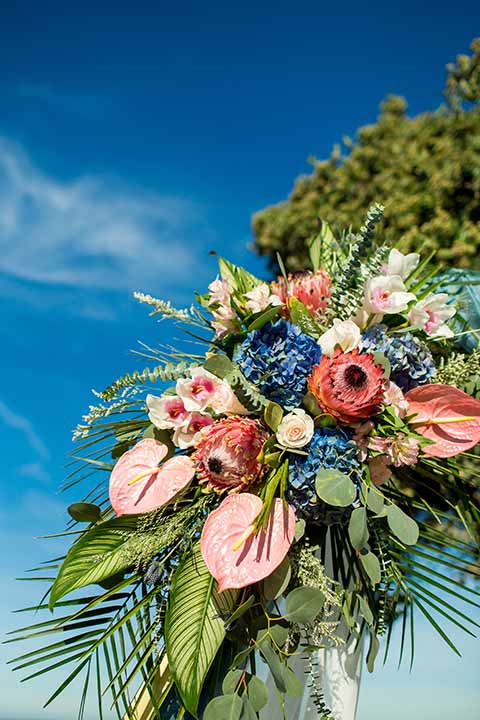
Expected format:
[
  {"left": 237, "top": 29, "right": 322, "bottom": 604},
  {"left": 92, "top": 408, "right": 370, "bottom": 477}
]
[
  {"left": 271, "top": 269, "right": 331, "bottom": 317},
  {"left": 308, "top": 349, "right": 385, "bottom": 423},
  {"left": 193, "top": 417, "right": 268, "bottom": 493}
]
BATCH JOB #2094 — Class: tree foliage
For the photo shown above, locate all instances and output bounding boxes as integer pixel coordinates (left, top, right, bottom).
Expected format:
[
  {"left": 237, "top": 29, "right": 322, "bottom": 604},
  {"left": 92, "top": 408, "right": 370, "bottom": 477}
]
[{"left": 253, "top": 39, "right": 480, "bottom": 272}]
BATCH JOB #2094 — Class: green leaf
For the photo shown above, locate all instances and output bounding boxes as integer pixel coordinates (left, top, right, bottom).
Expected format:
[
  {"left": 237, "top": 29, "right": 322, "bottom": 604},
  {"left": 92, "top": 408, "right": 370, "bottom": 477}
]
[
  {"left": 288, "top": 297, "right": 322, "bottom": 338},
  {"left": 348, "top": 507, "right": 369, "bottom": 550},
  {"left": 67, "top": 503, "right": 101, "bottom": 524},
  {"left": 315, "top": 469, "right": 356, "bottom": 507},
  {"left": 358, "top": 595, "right": 374, "bottom": 626},
  {"left": 226, "top": 595, "right": 255, "bottom": 626},
  {"left": 240, "top": 696, "right": 257, "bottom": 720},
  {"left": 269, "top": 624, "right": 289, "bottom": 647},
  {"left": 264, "top": 401, "right": 284, "bottom": 432},
  {"left": 247, "top": 675, "right": 269, "bottom": 711},
  {"left": 49, "top": 517, "right": 139, "bottom": 607},
  {"left": 366, "top": 631, "right": 380, "bottom": 673},
  {"left": 258, "top": 640, "right": 287, "bottom": 692},
  {"left": 372, "top": 351, "right": 391, "bottom": 378},
  {"left": 285, "top": 587, "right": 324, "bottom": 623},
  {"left": 222, "top": 669, "right": 243, "bottom": 694},
  {"left": 294, "top": 518, "right": 306, "bottom": 542},
  {"left": 204, "top": 693, "right": 243, "bottom": 720},
  {"left": 359, "top": 552, "right": 381, "bottom": 586},
  {"left": 218, "top": 257, "right": 261, "bottom": 294},
  {"left": 387, "top": 505, "right": 419, "bottom": 546},
  {"left": 203, "top": 354, "right": 236, "bottom": 379},
  {"left": 366, "top": 488, "right": 384, "bottom": 515},
  {"left": 247, "top": 305, "right": 282, "bottom": 331},
  {"left": 165, "top": 544, "right": 237, "bottom": 716},
  {"left": 281, "top": 665, "right": 304, "bottom": 696},
  {"left": 307, "top": 222, "right": 335, "bottom": 272},
  {"left": 263, "top": 557, "right": 291, "bottom": 601},
  {"left": 231, "top": 646, "right": 254, "bottom": 669}
]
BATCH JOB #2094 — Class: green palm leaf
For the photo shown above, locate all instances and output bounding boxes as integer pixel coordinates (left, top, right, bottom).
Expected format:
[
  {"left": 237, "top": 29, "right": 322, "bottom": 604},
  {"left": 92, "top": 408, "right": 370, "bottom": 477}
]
[
  {"left": 49, "top": 517, "right": 139, "bottom": 606},
  {"left": 165, "top": 543, "right": 237, "bottom": 716}
]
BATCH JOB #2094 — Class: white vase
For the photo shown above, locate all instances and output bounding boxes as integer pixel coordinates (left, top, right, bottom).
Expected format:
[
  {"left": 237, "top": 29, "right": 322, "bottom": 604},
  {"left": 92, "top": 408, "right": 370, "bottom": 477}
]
[{"left": 260, "top": 628, "right": 363, "bottom": 720}]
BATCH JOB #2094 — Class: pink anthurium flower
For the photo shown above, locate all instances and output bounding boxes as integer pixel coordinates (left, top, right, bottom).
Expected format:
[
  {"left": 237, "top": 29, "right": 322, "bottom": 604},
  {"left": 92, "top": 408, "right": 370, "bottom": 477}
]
[
  {"left": 200, "top": 493, "right": 296, "bottom": 592},
  {"left": 109, "top": 439, "right": 195, "bottom": 515},
  {"left": 405, "top": 384, "right": 480, "bottom": 458}
]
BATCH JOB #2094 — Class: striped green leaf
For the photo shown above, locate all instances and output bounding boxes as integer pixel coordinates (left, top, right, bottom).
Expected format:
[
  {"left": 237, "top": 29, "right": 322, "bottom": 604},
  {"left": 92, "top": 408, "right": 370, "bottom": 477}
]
[
  {"left": 49, "top": 517, "right": 138, "bottom": 608},
  {"left": 165, "top": 544, "right": 236, "bottom": 716}
]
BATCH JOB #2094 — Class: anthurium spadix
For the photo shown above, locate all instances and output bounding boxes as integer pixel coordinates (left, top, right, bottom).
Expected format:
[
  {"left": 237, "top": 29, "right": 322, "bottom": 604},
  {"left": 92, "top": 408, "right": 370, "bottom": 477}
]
[
  {"left": 200, "top": 493, "right": 296, "bottom": 591},
  {"left": 406, "top": 384, "right": 480, "bottom": 458},
  {"left": 109, "top": 438, "right": 195, "bottom": 515}
]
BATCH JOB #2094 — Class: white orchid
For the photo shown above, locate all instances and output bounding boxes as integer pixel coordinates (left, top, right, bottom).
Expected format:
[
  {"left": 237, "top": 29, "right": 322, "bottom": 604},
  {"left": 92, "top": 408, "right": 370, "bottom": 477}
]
[
  {"left": 244, "top": 283, "right": 283, "bottom": 314},
  {"left": 386, "top": 248, "right": 420, "bottom": 280},
  {"left": 318, "top": 319, "right": 361, "bottom": 356},
  {"left": 363, "top": 275, "right": 416, "bottom": 317},
  {"left": 408, "top": 292, "right": 455, "bottom": 338}
]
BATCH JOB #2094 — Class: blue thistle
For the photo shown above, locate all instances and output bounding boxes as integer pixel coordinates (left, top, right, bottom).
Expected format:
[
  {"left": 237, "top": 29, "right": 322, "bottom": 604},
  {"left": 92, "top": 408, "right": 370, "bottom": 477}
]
[
  {"left": 233, "top": 319, "right": 322, "bottom": 409},
  {"left": 287, "top": 427, "right": 362, "bottom": 524},
  {"left": 360, "top": 324, "right": 436, "bottom": 391}
]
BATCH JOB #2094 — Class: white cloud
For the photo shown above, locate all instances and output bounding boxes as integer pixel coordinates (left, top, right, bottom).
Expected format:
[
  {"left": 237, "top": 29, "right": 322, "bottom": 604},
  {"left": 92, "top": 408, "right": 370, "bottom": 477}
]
[
  {"left": 0, "top": 138, "right": 214, "bottom": 293},
  {"left": 0, "top": 398, "right": 49, "bottom": 459}
]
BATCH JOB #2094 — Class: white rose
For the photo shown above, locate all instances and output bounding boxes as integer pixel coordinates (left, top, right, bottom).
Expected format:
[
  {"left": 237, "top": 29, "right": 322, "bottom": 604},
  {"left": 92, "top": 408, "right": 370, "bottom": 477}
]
[
  {"left": 319, "top": 319, "right": 361, "bottom": 356},
  {"left": 276, "top": 409, "right": 314, "bottom": 449}
]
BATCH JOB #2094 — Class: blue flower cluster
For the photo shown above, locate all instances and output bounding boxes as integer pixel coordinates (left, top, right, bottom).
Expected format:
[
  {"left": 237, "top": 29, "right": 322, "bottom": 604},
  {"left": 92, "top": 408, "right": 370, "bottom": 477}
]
[
  {"left": 287, "top": 427, "right": 362, "bottom": 524},
  {"left": 360, "top": 324, "right": 436, "bottom": 391},
  {"left": 233, "top": 319, "right": 322, "bottom": 409}
]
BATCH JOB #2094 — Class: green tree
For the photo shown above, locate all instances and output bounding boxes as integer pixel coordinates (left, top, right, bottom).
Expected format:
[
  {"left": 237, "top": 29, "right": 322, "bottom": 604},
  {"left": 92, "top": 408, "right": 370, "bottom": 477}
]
[{"left": 253, "top": 39, "right": 480, "bottom": 272}]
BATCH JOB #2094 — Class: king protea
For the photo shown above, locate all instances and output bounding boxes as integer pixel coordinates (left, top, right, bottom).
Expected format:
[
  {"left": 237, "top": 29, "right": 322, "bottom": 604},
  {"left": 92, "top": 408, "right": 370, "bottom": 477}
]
[{"left": 308, "top": 349, "right": 385, "bottom": 423}]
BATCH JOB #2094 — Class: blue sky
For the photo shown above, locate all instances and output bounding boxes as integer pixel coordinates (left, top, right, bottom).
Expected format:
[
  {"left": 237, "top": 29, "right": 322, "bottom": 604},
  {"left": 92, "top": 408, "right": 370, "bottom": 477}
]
[{"left": 0, "top": 2, "right": 479, "bottom": 718}]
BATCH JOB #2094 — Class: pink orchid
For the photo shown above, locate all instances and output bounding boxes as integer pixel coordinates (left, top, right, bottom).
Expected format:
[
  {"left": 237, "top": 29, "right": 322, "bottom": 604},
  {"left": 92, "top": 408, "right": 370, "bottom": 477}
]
[
  {"left": 109, "top": 439, "right": 194, "bottom": 515},
  {"left": 408, "top": 293, "right": 455, "bottom": 338},
  {"left": 200, "top": 494, "right": 296, "bottom": 591},
  {"left": 173, "top": 412, "right": 215, "bottom": 449},
  {"left": 146, "top": 394, "right": 189, "bottom": 429}
]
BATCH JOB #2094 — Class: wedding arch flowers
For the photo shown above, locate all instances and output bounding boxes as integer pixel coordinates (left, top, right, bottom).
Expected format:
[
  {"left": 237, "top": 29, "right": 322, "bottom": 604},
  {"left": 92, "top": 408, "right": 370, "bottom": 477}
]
[{"left": 10, "top": 204, "right": 480, "bottom": 720}]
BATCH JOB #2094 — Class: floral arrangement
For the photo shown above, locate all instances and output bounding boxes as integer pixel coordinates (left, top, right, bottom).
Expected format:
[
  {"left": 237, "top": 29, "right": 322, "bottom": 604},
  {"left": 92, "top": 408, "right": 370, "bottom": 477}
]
[{"left": 10, "top": 205, "right": 480, "bottom": 720}]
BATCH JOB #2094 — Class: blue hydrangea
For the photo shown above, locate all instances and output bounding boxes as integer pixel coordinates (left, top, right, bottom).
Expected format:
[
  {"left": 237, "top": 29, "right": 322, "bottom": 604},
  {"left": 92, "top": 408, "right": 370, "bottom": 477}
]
[
  {"left": 360, "top": 324, "right": 436, "bottom": 391},
  {"left": 233, "top": 319, "right": 322, "bottom": 409},
  {"left": 287, "top": 427, "right": 362, "bottom": 524}
]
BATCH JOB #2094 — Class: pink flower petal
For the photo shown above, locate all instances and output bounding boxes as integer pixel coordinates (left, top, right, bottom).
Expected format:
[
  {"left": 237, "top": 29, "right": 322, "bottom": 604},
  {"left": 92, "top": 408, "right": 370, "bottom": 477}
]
[
  {"left": 406, "top": 384, "right": 480, "bottom": 458},
  {"left": 200, "top": 493, "right": 296, "bottom": 591},
  {"left": 109, "top": 439, "right": 194, "bottom": 515}
]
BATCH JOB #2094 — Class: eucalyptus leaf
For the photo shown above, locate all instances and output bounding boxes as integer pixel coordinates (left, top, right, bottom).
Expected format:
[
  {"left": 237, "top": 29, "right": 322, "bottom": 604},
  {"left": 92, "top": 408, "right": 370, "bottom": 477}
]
[
  {"left": 264, "top": 401, "right": 284, "bottom": 432},
  {"left": 294, "top": 518, "right": 306, "bottom": 542},
  {"left": 359, "top": 551, "right": 381, "bottom": 586},
  {"left": 240, "top": 696, "right": 257, "bottom": 720},
  {"left": 269, "top": 624, "right": 289, "bottom": 647},
  {"left": 366, "top": 631, "right": 380, "bottom": 673},
  {"left": 222, "top": 669, "right": 243, "bottom": 695},
  {"left": 315, "top": 469, "right": 356, "bottom": 507},
  {"left": 247, "top": 675, "right": 269, "bottom": 711},
  {"left": 204, "top": 354, "right": 236, "bottom": 379},
  {"left": 358, "top": 595, "right": 374, "bottom": 626},
  {"left": 263, "top": 557, "right": 291, "bottom": 601},
  {"left": 285, "top": 587, "right": 324, "bottom": 623},
  {"left": 231, "top": 646, "right": 254, "bottom": 669},
  {"left": 67, "top": 503, "right": 101, "bottom": 524},
  {"left": 366, "top": 488, "right": 385, "bottom": 515},
  {"left": 281, "top": 665, "right": 304, "bottom": 696},
  {"left": 387, "top": 505, "right": 419, "bottom": 546},
  {"left": 259, "top": 640, "right": 287, "bottom": 692},
  {"left": 348, "top": 507, "right": 369, "bottom": 550},
  {"left": 203, "top": 693, "right": 243, "bottom": 720}
]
